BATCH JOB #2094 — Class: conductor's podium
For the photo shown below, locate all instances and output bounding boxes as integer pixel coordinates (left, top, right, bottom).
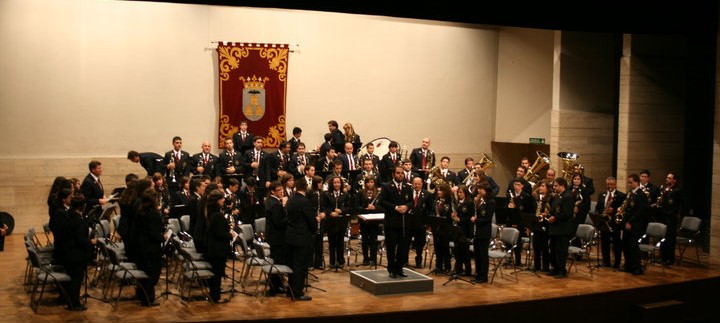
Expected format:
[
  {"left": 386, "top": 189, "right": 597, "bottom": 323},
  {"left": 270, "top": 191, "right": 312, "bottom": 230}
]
[{"left": 350, "top": 269, "right": 433, "bottom": 296}]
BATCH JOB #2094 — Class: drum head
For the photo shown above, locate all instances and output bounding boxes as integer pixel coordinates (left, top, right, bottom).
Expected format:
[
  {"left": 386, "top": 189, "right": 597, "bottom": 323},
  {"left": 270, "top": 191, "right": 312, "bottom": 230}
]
[
  {"left": 0, "top": 212, "right": 15, "bottom": 235},
  {"left": 358, "top": 137, "right": 396, "bottom": 158}
]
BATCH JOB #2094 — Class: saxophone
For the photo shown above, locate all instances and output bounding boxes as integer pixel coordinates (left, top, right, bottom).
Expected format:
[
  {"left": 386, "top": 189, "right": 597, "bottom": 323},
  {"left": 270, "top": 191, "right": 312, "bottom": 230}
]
[
  {"left": 535, "top": 194, "right": 548, "bottom": 221},
  {"left": 616, "top": 190, "right": 633, "bottom": 224}
]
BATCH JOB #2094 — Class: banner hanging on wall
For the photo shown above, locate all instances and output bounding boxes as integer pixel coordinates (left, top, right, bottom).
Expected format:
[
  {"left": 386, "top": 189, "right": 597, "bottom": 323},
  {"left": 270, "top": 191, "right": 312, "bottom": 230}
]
[{"left": 217, "top": 42, "right": 289, "bottom": 148}]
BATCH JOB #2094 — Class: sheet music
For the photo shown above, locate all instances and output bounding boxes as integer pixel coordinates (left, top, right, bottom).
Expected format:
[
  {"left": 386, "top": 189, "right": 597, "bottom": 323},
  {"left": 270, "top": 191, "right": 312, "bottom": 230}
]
[{"left": 359, "top": 213, "right": 384, "bottom": 221}]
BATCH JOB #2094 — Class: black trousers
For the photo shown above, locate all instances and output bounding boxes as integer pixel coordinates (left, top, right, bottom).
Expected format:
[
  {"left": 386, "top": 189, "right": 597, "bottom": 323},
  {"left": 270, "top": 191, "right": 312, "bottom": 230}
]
[
  {"left": 63, "top": 263, "right": 85, "bottom": 308},
  {"left": 287, "top": 242, "right": 312, "bottom": 297},
  {"left": 385, "top": 226, "right": 409, "bottom": 274},
  {"left": 623, "top": 229, "right": 642, "bottom": 272},
  {"left": 136, "top": 252, "right": 161, "bottom": 304},
  {"left": 408, "top": 226, "right": 427, "bottom": 267},
  {"left": 473, "top": 238, "right": 490, "bottom": 280},
  {"left": 532, "top": 229, "right": 550, "bottom": 271},
  {"left": 207, "top": 256, "right": 226, "bottom": 302},
  {"left": 550, "top": 234, "right": 570, "bottom": 274},
  {"left": 601, "top": 224, "right": 623, "bottom": 267}
]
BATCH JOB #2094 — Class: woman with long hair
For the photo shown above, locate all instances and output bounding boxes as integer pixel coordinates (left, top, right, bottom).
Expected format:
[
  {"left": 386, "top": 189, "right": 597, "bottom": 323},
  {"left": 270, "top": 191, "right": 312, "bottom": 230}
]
[
  {"left": 451, "top": 185, "right": 474, "bottom": 276},
  {"left": 431, "top": 183, "right": 453, "bottom": 273},
  {"left": 134, "top": 187, "right": 163, "bottom": 306},
  {"left": 342, "top": 122, "right": 361, "bottom": 144},
  {"left": 471, "top": 182, "right": 495, "bottom": 283},
  {"left": 531, "top": 180, "right": 552, "bottom": 272},
  {"left": 205, "top": 189, "right": 234, "bottom": 303},
  {"left": 47, "top": 176, "right": 71, "bottom": 217},
  {"left": 309, "top": 175, "right": 326, "bottom": 269},
  {"left": 356, "top": 176, "right": 383, "bottom": 266}
]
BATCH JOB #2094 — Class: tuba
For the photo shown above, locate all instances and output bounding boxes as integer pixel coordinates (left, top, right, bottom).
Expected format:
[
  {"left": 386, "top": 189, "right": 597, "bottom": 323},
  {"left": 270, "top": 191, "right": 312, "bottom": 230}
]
[
  {"left": 524, "top": 151, "right": 551, "bottom": 185},
  {"left": 477, "top": 153, "right": 495, "bottom": 171},
  {"left": 557, "top": 152, "right": 580, "bottom": 181},
  {"left": 426, "top": 165, "right": 448, "bottom": 190}
]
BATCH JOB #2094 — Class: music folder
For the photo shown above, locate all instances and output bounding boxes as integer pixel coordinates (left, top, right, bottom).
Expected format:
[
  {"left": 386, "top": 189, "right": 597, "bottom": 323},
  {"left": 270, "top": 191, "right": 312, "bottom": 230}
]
[{"left": 359, "top": 213, "right": 384, "bottom": 222}]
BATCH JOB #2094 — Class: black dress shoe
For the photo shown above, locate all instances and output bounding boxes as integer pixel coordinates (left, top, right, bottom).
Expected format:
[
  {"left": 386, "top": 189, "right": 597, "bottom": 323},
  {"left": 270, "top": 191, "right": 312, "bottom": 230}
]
[
  {"left": 396, "top": 271, "right": 408, "bottom": 277},
  {"left": 362, "top": 259, "right": 370, "bottom": 266},
  {"left": 295, "top": 295, "right": 312, "bottom": 301},
  {"left": 389, "top": 272, "right": 398, "bottom": 279},
  {"left": 67, "top": 305, "right": 88, "bottom": 311},
  {"left": 369, "top": 260, "right": 377, "bottom": 266},
  {"left": 554, "top": 272, "right": 568, "bottom": 279},
  {"left": 472, "top": 277, "right": 488, "bottom": 283},
  {"left": 632, "top": 269, "right": 644, "bottom": 275},
  {"left": 545, "top": 271, "right": 559, "bottom": 276}
]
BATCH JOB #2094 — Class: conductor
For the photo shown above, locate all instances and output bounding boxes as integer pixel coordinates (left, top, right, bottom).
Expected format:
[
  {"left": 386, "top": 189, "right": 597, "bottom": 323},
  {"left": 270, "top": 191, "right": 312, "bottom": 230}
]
[{"left": 378, "top": 166, "right": 413, "bottom": 278}]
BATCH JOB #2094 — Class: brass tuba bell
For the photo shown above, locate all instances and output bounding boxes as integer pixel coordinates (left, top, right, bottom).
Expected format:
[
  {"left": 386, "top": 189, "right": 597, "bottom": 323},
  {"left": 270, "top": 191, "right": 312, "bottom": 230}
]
[
  {"left": 524, "top": 151, "right": 551, "bottom": 185},
  {"left": 477, "top": 153, "right": 495, "bottom": 171},
  {"left": 557, "top": 152, "right": 580, "bottom": 181}
]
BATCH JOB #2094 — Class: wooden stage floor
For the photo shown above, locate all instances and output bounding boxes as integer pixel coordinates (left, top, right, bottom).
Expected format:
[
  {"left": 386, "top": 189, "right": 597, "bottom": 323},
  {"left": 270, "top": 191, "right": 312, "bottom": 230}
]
[{"left": 4, "top": 233, "right": 719, "bottom": 322}]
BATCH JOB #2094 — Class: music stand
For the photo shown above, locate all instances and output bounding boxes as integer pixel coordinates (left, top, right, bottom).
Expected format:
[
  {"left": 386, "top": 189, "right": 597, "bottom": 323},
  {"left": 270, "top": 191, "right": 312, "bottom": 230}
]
[
  {"left": 443, "top": 225, "right": 474, "bottom": 286},
  {"left": 321, "top": 215, "right": 351, "bottom": 274},
  {"left": 518, "top": 212, "right": 541, "bottom": 277},
  {"left": 358, "top": 213, "right": 385, "bottom": 270},
  {"left": 587, "top": 212, "right": 608, "bottom": 269},
  {"left": 170, "top": 204, "right": 187, "bottom": 219},
  {"left": 160, "top": 229, "right": 181, "bottom": 300}
]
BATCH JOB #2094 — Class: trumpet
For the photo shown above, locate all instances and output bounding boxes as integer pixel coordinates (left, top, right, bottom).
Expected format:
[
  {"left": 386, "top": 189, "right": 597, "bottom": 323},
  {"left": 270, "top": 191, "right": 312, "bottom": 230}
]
[{"left": 616, "top": 191, "right": 632, "bottom": 224}]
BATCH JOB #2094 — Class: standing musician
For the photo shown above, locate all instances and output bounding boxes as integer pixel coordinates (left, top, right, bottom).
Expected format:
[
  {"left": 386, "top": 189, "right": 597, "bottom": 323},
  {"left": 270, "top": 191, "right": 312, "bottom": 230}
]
[
  {"left": 232, "top": 120, "right": 254, "bottom": 156},
  {"left": 410, "top": 137, "right": 435, "bottom": 172},
  {"left": 655, "top": 172, "right": 683, "bottom": 266},
  {"left": 243, "top": 136, "right": 269, "bottom": 188},
  {"left": 309, "top": 176, "right": 327, "bottom": 269},
  {"left": 319, "top": 133, "right": 334, "bottom": 158},
  {"left": 281, "top": 173, "right": 296, "bottom": 198},
  {"left": 152, "top": 173, "right": 171, "bottom": 220},
  {"left": 639, "top": 169, "right": 661, "bottom": 206},
  {"left": 265, "top": 181, "right": 289, "bottom": 295},
  {"left": 355, "top": 175, "right": 383, "bottom": 266},
  {"left": 378, "top": 166, "right": 414, "bottom": 278},
  {"left": 288, "top": 126, "right": 303, "bottom": 155},
  {"left": 162, "top": 136, "right": 191, "bottom": 193},
  {"left": 58, "top": 194, "right": 95, "bottom": 311},
  {"left": 507, "top": 177, "right": 536, "bottom": 266},
  {"left": 430, "top": 183, "right": 454, "bottom": 274},
  {"left": 127, "top": 151, "right": 164, "bottom": 177},
  {"left": 191, "top": 141, "right": 218, "bottom": 179},
  {"left": 134, "top": 188, "right": 163, "bottom": 307},
  {"left": 358, "top": 142, "right": 381, "bottom": 173},
  {"left": 570, "top": 173, "right": 592, "bottom": 227},
  {"left": 407, "top": 177, "right": 433, "bottom": 269},
  {"left": 379, "top": 141, "right": 401, "bottom": 182},
  {"left": 80, "top": 160, "right": 108, "bottom": 212},
  {"left": 218, "top": 137, "right": 243, "bottom": 180},
  {"left": 223, "top": 178, "right": 242, "bottom": 228},
  {"left": 531, "top": 180, "right": 552, "bottom": 272},
  {"left": 437, "top": 156, "right": 459, "bottom": 189},
  {"left": 546, "top": 178, "right": 575, "bottom": 278},
  {"left": 458, "top": 158, "right": 475, "bottom": 187},
  {"left": 205, "top": 189, "right": 236, "bottom": 303},
  {"left": 339, "top": 142, "right": 360, "bottom": 174},
  {"left": 545, "top": 168, "right": 557, "bottom": 194},
  {"left": 595, "top": 176, "right": 626, "bottom": 269},
  {"left": 266, "top": 140, "right": 292, "bottom": 184},
  {"left": 322, "top": 176, "right": 351, "bottom": 268},
  {"left": 237, "top": 176, "right": 263, "bottom": 228},
  {"left": 289, "top": 142, "right": 310, "bottom": 179},
  {"left": 617, "top": 174, "right": 649, "bottom": 275},
  {"left": 400, "top": 159, "right": 419, "bottom": 185},
  {"left": 471, "top": 183, "right": 494, "bottom": 283},
  {"left": 328, "top": 120, "right": 345, "bottom": 152},
  {"left": 343, "top": 122, "right": 361, "bottom": 145},
  {"left": 451, "top": 185, "right": 474, "bottom": 276},
  {"left": 284, "top": 177, "right": 315, "bottom": 301}
]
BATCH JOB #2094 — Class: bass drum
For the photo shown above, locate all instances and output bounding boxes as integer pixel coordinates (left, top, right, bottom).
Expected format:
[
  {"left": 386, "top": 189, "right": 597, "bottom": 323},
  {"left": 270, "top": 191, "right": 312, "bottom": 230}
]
[
  {"left": 0, "top": 212, "right": 15, "bottom": 235},
  {"left": 357, "top": 137, "right": 397, "bottom": 159}
]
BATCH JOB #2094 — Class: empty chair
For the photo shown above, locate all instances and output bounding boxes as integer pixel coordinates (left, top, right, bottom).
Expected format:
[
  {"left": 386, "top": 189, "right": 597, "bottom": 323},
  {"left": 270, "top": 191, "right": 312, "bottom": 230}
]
[
  {"left": 567, "top": 224, "right": 596, "bottom": 277},
  {"left": 26, "top": 247, "right": 72, "bottom": 313},
  {"left": 638, "top": 222, "right": 667, "bottom": 271},
  {"left": 180, "top": 215, "right": 192, "bottom": 234},
  {"left": 488, "top": 227, "right": 520, "bottom": 284},
  {"left": 105, "top": 247, "right": 151, "bottom": 309},
  {"left": 176, "top": 247, "right": 214, "bottom": 304},
  {"left": 253, "top": 243, "right": 294, "bottom": 301},
  {"left": 676, "top": 216, "right": 702, "bottom": 266},
  {"left": 167, "top": 218, "right": 182, "bottom": 236},
  {"left": 254, "top": 217, "right": 266, "bottom": 241}
]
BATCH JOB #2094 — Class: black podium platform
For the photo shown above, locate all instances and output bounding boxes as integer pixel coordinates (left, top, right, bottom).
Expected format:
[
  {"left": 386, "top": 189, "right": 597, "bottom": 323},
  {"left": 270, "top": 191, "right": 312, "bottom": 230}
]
[{"left": 350, "top": 269, "right": 433, "bottom": 296}]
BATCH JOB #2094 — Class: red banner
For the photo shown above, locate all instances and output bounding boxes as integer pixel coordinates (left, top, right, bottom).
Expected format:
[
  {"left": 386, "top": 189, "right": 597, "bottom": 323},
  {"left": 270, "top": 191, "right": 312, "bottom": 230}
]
[{"left": 217, "top": 42, "right": 289, "bottom": 148}]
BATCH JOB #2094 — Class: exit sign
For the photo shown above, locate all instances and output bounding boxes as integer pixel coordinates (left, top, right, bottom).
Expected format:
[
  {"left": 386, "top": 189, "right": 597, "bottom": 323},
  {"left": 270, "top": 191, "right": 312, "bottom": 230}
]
[{"left": 529, "top": 138, "right": 545, "bottom": 144}]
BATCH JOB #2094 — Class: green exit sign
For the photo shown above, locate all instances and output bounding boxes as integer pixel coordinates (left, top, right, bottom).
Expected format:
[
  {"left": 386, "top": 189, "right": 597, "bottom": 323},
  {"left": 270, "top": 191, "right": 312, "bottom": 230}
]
[{"left": 529, "top": 138, "right": 545, "bottom": 144}]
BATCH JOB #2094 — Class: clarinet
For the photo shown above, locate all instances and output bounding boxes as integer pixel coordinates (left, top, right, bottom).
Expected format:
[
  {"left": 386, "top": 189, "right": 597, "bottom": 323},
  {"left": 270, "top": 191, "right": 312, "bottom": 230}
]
[{"left": 316, "top": 191, "right": 323, "bottom": 235}]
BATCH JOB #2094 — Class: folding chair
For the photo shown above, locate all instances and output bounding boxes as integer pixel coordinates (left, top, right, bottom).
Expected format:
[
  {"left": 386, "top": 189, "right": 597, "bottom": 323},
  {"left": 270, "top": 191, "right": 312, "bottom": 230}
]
[
  {"left": 488, "top": 227, "right": 519, "bottom": 284},
  {"left": 639, "top": 222, "right": 667, "bottom": 271},
  {"left": 253, "top": 243, "right": 294, "bottom": 302},
  {"left": 567, "top": 224, "right": 596, "bottom": 277},
  {"left": 26, "top": 247, "right": 72, "bottom": 313},
  {"left": 676, "top": 216, "right": 702, "bottom": 266}
]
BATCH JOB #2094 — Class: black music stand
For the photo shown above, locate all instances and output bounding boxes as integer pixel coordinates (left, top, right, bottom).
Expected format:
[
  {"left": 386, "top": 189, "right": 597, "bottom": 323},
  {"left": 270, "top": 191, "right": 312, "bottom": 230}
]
[
  {"left": 170, "top": 204, "right": 187, "bottom": 219},
  {"left": 443, "top": 225, "right": 474, "bottom": 286},
  {"left": 160, "top": 229, "right": 181, "bottom": 300},
  {"left": 321, "top": 215, "right": 351, "bottom": 274},
  {"left": 587, "top": 212, "right": 607, "bottom": 269},
  {"left": 424, "top": 216, "right": 450, "bottom": 277},
  {"left": 518, "top": 212, "right": 541, "bottom": 277}
]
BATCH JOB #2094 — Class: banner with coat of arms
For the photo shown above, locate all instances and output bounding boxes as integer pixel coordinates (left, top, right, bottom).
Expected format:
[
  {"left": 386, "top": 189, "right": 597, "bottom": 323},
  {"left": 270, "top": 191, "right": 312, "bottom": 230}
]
[{"left": 217, "top": 42, "right": 289, "bottom": 148}]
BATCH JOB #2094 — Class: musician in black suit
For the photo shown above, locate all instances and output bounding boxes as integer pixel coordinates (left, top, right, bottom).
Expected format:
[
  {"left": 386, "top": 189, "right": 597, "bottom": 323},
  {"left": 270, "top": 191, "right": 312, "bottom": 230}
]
[
  {"left": 127, "top": 151, "right": 163, "bottom": 177},
  {"left": 243, "top": 136, "right": 269, "bottom": 187},
  {"left": 322, "top": 175, "right": 351, "bottom": 268},
  {"left": 507, "top": 177, "right": 536, "bottom": 266},
  {"left": 505, "top": 166, "right": 532, "bottom": 196},
  {"left": 58, "top": 195, "right": 95, "bottom": 311},
  {"left": 471, "top": 183, "right": 495, "bottom": 283},
  {"left": 339, "top": 142, "right": 360, "bottom": 173},
  {"left": 191, "top": 141, "right": 218, "bottom": 179},
  {"left": 400, "top": 159, "right": 419, "bottom": 184},
  {"left": 162, "top": 136, "right": 192, "bottom": 193},
  {"left": 319, "top": 133, "right": 334, "bottom": 158},
  {"left": 284, "top": 178, "right": 315, "bottom": 301},
  {"left": 409, "top": 138, "right": 435, "bottom": 172},
  {"left": 379, "top": 141, "right": 401, "bottom": 182},
  {"left": 407, "top": 177, "right": 432, "bottom": 268},
  {"left": 289, "top": 142, "right": 310, "bottom": 179},
  {"left": 457, "top": 158, "right": 475, "bottom": 187},
  {"left": 265, "top": 181, "right": 289, "bottom": 295},
  {"left": 358, "top": 142, "right": 381, "bottom": 172},
  {"left": 640, "top": 169, "right": 661, "bottom": 207},
  {"left": 355, "top": 175, "right": 383, "bottom": 266},
  {"left": 452, "top": 185, "right": 474, "bottom": 276},
  {"left": 547, "top": 178, "right": 575, "bottom": 278},
  {"left": 378, "top": 166, "right": 414, "bottom": 278},
  {"left": 656, "top": 172, "right": 683, "bottom": 265},
  {"left": 354, "top": 159, "right": 378, "bottom": 194},
  {"left": 328, "top": 120, "right": 345, "bottom": 152},
  {"left": 134, "top": 188, "right": 164, "bottom": 306},
  {"left": 288, "top": 127, "right": 303, "bottom": 154},
  {"left": 315, "top": 147, "right": 337, "bottom": 173},
  {"left": 430, "top": 184, "right": 454, "bottom": 273},
  {"left": 570, "top": 173, "right": 591, "bottom": 230},
  {"left": 437, "top": 156, "right": 459, "bottom": 188},
  {"left": 595, "top": 176, "right": 626, "bottom": 268},
  {"left": 266, "top": 140, "right": 291, "bottom": 184},
  {"left": 232, "top": 120, "right": 254, "bottom": 155},
  {"left": 204, "top": 189, "right": 235, "bottom": 303},
  {"left": 619, "top": 174, "right": 649, "bottom": 275},
  {"left": 218, "top": 137, "right": 243, "bottom": 180},
  {"left": 473, "top": 164, "right": 500, "bottom": 196},
  {"left": 80, "top": 160, "right": 107, "bottom": 211},
  {"left": 308, "top": 176, "right": 327, "bottom": 269},
  {"left": 531, "top": 180, "right": 552, "bottom": 272},
  {"left": 237, "top": 176, "right": 264, "bottom": 227}
]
